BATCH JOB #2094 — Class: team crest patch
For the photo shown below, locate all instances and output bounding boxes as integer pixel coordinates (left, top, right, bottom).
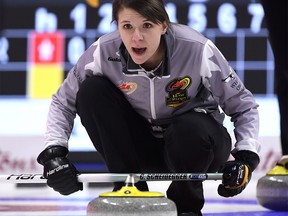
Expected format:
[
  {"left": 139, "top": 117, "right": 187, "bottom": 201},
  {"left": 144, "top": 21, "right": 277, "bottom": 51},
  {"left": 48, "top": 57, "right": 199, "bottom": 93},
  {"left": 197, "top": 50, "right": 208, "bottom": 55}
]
[
  {"left": 165, "top": 76, "right": 192, "bottom": 107},
  {"left": 118, "top": 81, "right": 138, "bottom": 95}
]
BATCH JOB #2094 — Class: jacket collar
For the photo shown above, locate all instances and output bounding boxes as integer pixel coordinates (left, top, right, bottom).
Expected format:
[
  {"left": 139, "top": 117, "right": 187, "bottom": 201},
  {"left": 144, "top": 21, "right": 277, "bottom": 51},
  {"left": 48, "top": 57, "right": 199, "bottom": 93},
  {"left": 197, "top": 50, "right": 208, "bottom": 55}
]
[{"left": 119, "top": 27, "right": 174, "bottom": 78}]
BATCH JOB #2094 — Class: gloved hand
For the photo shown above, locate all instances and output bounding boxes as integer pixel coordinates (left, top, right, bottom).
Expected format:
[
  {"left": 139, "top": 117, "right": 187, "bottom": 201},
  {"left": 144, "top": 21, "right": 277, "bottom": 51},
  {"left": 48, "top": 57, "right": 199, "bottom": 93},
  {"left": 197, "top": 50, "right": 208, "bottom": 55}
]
[
  {"left": 37, "top": 145, "right": 83, "bottom": 195},
  {"left": 218, "top": 150, "right": 260, "bottom": 197}
]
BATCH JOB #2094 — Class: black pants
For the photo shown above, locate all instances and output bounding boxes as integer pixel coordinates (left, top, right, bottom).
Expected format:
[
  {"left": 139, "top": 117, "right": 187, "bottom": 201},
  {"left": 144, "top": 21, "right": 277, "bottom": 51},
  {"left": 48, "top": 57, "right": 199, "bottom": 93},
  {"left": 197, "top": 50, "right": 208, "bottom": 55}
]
[
  {"left": 261, "top": 0, "right": 288, "bottom": 155},
  {"left": 76, "top": 76, "right": 231, "bottom": 215}
]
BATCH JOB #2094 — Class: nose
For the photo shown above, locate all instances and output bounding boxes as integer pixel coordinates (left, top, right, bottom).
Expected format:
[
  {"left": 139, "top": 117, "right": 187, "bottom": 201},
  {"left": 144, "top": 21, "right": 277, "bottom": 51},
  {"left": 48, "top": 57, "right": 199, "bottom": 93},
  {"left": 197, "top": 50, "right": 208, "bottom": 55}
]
[{"left": 132, "top": 28, "right": 143, "bottom": 41}]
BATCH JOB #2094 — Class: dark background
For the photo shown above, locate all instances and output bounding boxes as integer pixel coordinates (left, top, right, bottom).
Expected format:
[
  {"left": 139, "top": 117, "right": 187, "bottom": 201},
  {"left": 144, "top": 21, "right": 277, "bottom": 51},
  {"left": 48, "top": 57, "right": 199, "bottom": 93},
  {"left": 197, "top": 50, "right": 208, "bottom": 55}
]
[{"left": 0, "top": 0, "right": 271, "bottom": 96}]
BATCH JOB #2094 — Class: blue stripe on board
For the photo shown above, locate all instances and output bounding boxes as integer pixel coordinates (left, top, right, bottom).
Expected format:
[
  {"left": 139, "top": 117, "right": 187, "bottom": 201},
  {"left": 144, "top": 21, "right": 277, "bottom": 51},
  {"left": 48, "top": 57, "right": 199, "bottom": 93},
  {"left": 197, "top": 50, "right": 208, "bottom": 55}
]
[
  {"left": 205, "top": 198, "right": 258, "bottom": 205},
  {"left": 204, "top": 212, "right": 288, "bottom": 216},
  {"left": 74, "top": 163, "right": 108, "bottom": 171},
  {"left": 0, "top": 197, "right": 258, "bottom": 205},
  {"left": 0, "top": 197, "right": 92, "bottom": 202}
]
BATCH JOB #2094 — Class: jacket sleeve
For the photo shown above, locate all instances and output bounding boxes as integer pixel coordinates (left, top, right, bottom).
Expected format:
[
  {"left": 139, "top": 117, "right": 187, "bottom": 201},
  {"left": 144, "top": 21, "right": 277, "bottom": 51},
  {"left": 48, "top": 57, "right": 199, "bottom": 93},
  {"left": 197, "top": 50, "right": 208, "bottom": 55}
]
[
  {"left": 44, "top": 40, "right": 101, "bottom": 149},
  {"left": 199, "top": 40, "right": 260, "bottom": 156}
]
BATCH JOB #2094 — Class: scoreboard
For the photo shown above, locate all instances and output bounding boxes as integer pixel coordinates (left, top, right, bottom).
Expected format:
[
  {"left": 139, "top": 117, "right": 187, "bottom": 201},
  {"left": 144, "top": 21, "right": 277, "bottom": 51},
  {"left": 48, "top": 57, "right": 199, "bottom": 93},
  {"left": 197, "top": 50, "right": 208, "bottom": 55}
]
[
  {"left": 0, "top": 0, "right": 272, "bottom": 97},
  {"left": 0, "top": 0, "right": 281, "bottom": 172}
]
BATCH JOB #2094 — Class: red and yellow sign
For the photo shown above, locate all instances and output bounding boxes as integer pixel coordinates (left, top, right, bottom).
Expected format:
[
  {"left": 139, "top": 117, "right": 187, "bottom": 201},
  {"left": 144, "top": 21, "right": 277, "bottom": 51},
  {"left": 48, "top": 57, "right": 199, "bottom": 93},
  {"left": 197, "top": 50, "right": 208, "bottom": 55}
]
[{"left": 27, "top": 32, "right": 64, "bottom": 98}]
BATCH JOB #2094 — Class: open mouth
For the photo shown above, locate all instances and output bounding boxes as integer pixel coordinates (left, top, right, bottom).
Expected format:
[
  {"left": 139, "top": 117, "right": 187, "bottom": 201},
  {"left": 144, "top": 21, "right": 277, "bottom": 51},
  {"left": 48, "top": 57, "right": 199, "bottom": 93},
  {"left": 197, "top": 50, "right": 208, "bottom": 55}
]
[{"left": 132, "top": 47, "right": 146, "bottom": 55}]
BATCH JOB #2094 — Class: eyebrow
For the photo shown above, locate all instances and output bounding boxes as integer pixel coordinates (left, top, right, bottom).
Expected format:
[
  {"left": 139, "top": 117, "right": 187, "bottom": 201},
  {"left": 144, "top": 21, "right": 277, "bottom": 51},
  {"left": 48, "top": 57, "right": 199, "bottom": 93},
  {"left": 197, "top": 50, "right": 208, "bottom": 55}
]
[
  {"left": 119, "top": 19, "right": 151, "bottom": 24},
  {"left": 119, "top": 20, "right": 130, "bottom": 24}
]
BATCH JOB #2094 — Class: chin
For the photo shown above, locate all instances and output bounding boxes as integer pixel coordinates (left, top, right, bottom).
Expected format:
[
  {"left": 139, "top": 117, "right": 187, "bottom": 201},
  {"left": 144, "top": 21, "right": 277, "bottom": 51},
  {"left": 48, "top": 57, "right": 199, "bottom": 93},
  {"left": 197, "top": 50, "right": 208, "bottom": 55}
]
[{"left": 131, "top": 56, "right": 146, "bottom": 65}]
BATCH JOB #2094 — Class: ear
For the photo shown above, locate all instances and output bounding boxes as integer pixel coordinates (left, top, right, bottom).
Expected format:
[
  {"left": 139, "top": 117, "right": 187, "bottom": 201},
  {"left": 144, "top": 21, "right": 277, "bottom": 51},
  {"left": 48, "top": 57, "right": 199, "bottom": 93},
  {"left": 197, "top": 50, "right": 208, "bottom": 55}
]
[{"left": 161, "top": 22, "right": 168, "bottom": 34}]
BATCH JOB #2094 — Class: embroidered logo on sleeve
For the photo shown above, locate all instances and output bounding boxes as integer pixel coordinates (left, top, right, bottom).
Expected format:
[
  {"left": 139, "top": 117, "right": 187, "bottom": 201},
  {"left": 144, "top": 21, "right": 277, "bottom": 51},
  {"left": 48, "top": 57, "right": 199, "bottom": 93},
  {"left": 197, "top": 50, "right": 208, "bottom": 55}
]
[
  {"left": 118, "top": 81, "right": 138, "bottom": 95},
  {"left": 222, "top": 68, "right": 245, "bottom": 92},
  {"left": 165, "top": 76, "right": 192, "bottom": 107}
]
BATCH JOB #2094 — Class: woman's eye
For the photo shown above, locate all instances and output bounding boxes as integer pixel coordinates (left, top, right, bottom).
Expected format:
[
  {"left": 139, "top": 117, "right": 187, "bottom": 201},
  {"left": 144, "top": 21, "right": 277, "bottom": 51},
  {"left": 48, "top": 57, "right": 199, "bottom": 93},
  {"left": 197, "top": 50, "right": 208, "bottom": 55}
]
[
  {"left": 123, "top": 24, "right": 132, "bottom": 29},
  {"left": 143, "top": 23, "right": 152, "bottom": 29}
]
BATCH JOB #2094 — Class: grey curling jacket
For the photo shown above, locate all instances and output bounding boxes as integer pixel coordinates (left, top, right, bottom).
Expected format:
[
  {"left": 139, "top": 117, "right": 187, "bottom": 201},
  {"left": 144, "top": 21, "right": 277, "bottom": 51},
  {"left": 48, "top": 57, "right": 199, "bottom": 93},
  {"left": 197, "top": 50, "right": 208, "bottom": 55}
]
[{"left": 44, "top": 23, "right": 260, "bottom": 156}]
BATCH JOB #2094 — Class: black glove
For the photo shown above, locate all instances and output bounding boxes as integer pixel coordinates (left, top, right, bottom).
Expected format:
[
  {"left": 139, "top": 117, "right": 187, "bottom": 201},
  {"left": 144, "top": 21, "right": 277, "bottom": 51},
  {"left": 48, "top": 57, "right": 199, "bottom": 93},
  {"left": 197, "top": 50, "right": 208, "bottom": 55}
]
[
  {"left": 37, "top": 145, "right": 83, "bottom": 195},
  {"left": 218, "top": 150, "right": 260, "bottom": 197}
]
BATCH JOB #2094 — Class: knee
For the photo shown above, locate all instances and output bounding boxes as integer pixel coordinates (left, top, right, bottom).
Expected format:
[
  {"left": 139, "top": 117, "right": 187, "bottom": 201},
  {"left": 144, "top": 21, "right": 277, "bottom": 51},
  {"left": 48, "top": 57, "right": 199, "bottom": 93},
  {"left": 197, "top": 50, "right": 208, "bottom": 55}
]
[
  {"left": 77, "top": 76, "right": 110, "bottom": 102},
  {"left": 164, "top": 112, "right": 221, "bottom": 156},
  {"left": 166, "top": 112, "right": 210, "bottom": 138},
  {"left": 76, "top": 76, "right": 114, "bottom": 115}
]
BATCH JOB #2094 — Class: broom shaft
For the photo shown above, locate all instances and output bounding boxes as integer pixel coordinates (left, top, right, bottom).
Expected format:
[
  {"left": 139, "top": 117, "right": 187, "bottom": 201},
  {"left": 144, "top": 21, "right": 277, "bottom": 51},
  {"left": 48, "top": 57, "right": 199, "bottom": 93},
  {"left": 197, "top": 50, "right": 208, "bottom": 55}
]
[{"left": 0, "top": 173, "right": 223, "bottom": 184}]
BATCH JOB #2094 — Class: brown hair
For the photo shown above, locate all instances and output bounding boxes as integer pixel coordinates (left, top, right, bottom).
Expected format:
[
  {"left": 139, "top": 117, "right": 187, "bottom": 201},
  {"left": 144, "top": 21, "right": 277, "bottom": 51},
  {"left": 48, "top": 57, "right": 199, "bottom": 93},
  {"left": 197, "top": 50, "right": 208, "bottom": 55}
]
[{"left": 112, "top": 0, "right": 170, "bottom": 26}]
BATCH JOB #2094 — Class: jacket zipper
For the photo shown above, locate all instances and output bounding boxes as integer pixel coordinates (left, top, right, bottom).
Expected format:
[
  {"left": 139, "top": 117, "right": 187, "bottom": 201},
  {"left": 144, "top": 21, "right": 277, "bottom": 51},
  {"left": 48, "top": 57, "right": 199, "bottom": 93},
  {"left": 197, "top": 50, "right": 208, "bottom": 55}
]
[
  {"left": 123, "top": 73, "right": 157, "bottom": 120},
  {"left": 149, "top": 77, "right": 157, "bottom": 119}
]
